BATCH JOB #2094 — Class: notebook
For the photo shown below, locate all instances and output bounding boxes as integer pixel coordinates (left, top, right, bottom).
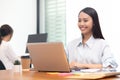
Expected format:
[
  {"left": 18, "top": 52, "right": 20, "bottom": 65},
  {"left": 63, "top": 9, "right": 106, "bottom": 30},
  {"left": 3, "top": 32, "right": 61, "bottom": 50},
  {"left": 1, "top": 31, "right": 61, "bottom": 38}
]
[
  {"left": 27, "top": 42, "right": 71, "bottom": 72},
  {"left": 66, "top": 68, "right": 120, "bottom": 79}
]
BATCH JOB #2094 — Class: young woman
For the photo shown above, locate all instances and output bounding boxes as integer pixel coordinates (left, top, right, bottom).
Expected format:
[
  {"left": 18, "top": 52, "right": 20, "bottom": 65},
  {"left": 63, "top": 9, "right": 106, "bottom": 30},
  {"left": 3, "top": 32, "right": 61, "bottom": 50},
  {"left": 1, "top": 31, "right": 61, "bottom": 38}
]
[
  {"left": 66, "top": 7, "right": 118, "bottom": 69},
  {"left": 0, "top": 24, "right": 18, "bottom": 70}
]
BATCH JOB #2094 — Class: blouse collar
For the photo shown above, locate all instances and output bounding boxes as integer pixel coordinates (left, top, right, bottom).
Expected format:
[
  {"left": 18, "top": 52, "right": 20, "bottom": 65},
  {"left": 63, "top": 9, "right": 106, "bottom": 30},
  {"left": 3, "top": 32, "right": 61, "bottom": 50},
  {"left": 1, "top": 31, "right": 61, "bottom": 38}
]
[{"left": 77, "top": 35, "right": 95, "bottom": 49}]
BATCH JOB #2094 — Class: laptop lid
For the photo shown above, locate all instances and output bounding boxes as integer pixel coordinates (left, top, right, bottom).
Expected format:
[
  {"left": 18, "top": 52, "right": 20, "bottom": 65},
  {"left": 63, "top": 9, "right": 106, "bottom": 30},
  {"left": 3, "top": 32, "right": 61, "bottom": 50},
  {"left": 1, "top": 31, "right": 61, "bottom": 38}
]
[{"left": 27, "top": 42, "right": 71, "bottom": 72}]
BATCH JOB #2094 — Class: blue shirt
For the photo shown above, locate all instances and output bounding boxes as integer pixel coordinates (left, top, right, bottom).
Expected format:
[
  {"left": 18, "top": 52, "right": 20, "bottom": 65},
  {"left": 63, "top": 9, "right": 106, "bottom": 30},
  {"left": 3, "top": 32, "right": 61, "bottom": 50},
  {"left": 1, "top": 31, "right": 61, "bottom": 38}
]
[{"left": 66, "top": 35, "right": 118, "bottom": 68}]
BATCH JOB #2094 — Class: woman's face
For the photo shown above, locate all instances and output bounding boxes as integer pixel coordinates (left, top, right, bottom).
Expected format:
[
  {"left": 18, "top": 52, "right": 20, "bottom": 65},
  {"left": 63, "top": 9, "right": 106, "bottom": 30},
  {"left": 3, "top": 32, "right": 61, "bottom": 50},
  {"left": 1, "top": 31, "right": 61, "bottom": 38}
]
[{"left": 78, "top": 12, "right": 93, "bottom": 35}]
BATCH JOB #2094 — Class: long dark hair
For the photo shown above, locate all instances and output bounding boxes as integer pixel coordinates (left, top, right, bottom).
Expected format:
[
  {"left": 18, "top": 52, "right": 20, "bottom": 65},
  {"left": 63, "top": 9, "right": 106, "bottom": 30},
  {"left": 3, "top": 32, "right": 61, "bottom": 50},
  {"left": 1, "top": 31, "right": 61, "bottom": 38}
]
[
  {"left": 0, "top": 24, "right": 13, "bottom": 45},
  {"left": 79, "top": 7, "right": 104, "bottom": 39}
]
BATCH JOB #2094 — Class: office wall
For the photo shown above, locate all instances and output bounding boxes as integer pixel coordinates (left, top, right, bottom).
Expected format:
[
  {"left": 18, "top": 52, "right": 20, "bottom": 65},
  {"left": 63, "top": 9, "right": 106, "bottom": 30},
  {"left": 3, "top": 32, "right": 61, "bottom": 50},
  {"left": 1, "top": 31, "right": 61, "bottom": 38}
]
[
  {"left": 66, "top": 0, "right": 120, "bottom": 64},
  {"left": 0, "top": 0, "right": 36, "bottom": 55}
]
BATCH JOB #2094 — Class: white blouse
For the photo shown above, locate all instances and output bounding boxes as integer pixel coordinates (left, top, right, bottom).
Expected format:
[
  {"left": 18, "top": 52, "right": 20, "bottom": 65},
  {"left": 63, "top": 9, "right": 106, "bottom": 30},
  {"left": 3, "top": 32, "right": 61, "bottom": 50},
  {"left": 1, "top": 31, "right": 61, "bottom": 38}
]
[
  {"left": 0, "top": 40, "right": 18, "bottom": 70},
  {"left": 66, "top": 35, "right": 118, "bottom": 68}
]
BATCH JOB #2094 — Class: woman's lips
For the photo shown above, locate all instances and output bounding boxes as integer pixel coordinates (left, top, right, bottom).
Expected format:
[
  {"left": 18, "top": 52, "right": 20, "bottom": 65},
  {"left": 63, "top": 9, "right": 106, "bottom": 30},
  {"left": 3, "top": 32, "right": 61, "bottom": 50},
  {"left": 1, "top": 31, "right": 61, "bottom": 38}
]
[{"left": 80, "top": 27, "right": 87, "bottom": 31}]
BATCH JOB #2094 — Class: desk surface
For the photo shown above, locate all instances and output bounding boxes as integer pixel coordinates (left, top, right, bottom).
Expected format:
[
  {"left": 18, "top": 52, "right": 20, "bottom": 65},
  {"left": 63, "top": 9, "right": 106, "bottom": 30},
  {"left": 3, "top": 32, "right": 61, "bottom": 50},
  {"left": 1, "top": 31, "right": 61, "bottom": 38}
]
[{"left": 0, "top": 70, "right": 120, "bottom": 80}]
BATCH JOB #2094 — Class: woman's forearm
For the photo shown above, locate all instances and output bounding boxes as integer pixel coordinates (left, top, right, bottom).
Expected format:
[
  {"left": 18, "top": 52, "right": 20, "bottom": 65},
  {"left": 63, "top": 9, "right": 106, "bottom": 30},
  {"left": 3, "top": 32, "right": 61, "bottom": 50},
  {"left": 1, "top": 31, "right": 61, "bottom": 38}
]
[
  {"left": 77, "top": 63, "right": 102, "bottom": 69},
  {"left": 70, "top": 61, "right": 102, "bottom": 69}
]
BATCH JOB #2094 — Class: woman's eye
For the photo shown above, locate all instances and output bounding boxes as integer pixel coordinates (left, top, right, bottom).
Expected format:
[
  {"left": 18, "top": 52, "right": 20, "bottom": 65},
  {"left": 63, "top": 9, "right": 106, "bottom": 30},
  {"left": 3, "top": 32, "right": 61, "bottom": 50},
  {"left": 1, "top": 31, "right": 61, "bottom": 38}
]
[
  {"left": 78, "top": 20, "right": 81, "bottom": 22},
  {"left": 84, "top": 20, "right": 88, "bottom": 22}
]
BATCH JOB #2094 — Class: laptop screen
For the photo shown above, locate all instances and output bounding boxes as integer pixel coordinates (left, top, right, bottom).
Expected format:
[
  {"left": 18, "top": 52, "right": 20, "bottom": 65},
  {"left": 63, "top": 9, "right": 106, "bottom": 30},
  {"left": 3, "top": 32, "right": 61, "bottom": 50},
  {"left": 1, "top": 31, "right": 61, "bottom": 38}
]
[{"left": 25, "top": 33, "right": 47, "bottom": 53}]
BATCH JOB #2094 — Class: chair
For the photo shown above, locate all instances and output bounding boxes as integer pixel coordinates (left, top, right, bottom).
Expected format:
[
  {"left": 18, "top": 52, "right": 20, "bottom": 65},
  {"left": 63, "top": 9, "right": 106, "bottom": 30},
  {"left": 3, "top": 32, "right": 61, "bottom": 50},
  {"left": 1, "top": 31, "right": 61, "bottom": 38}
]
[{"left": 0, "top": 60, "right": 6, "bottom": 70}]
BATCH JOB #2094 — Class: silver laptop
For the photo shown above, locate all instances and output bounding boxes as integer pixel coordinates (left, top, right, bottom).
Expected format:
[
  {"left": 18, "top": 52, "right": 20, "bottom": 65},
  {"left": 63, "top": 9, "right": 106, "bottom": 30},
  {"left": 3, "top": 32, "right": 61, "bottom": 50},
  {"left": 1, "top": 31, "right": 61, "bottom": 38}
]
[{"left": 27, "top": 42, "right": 71, "bottom": 72}]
